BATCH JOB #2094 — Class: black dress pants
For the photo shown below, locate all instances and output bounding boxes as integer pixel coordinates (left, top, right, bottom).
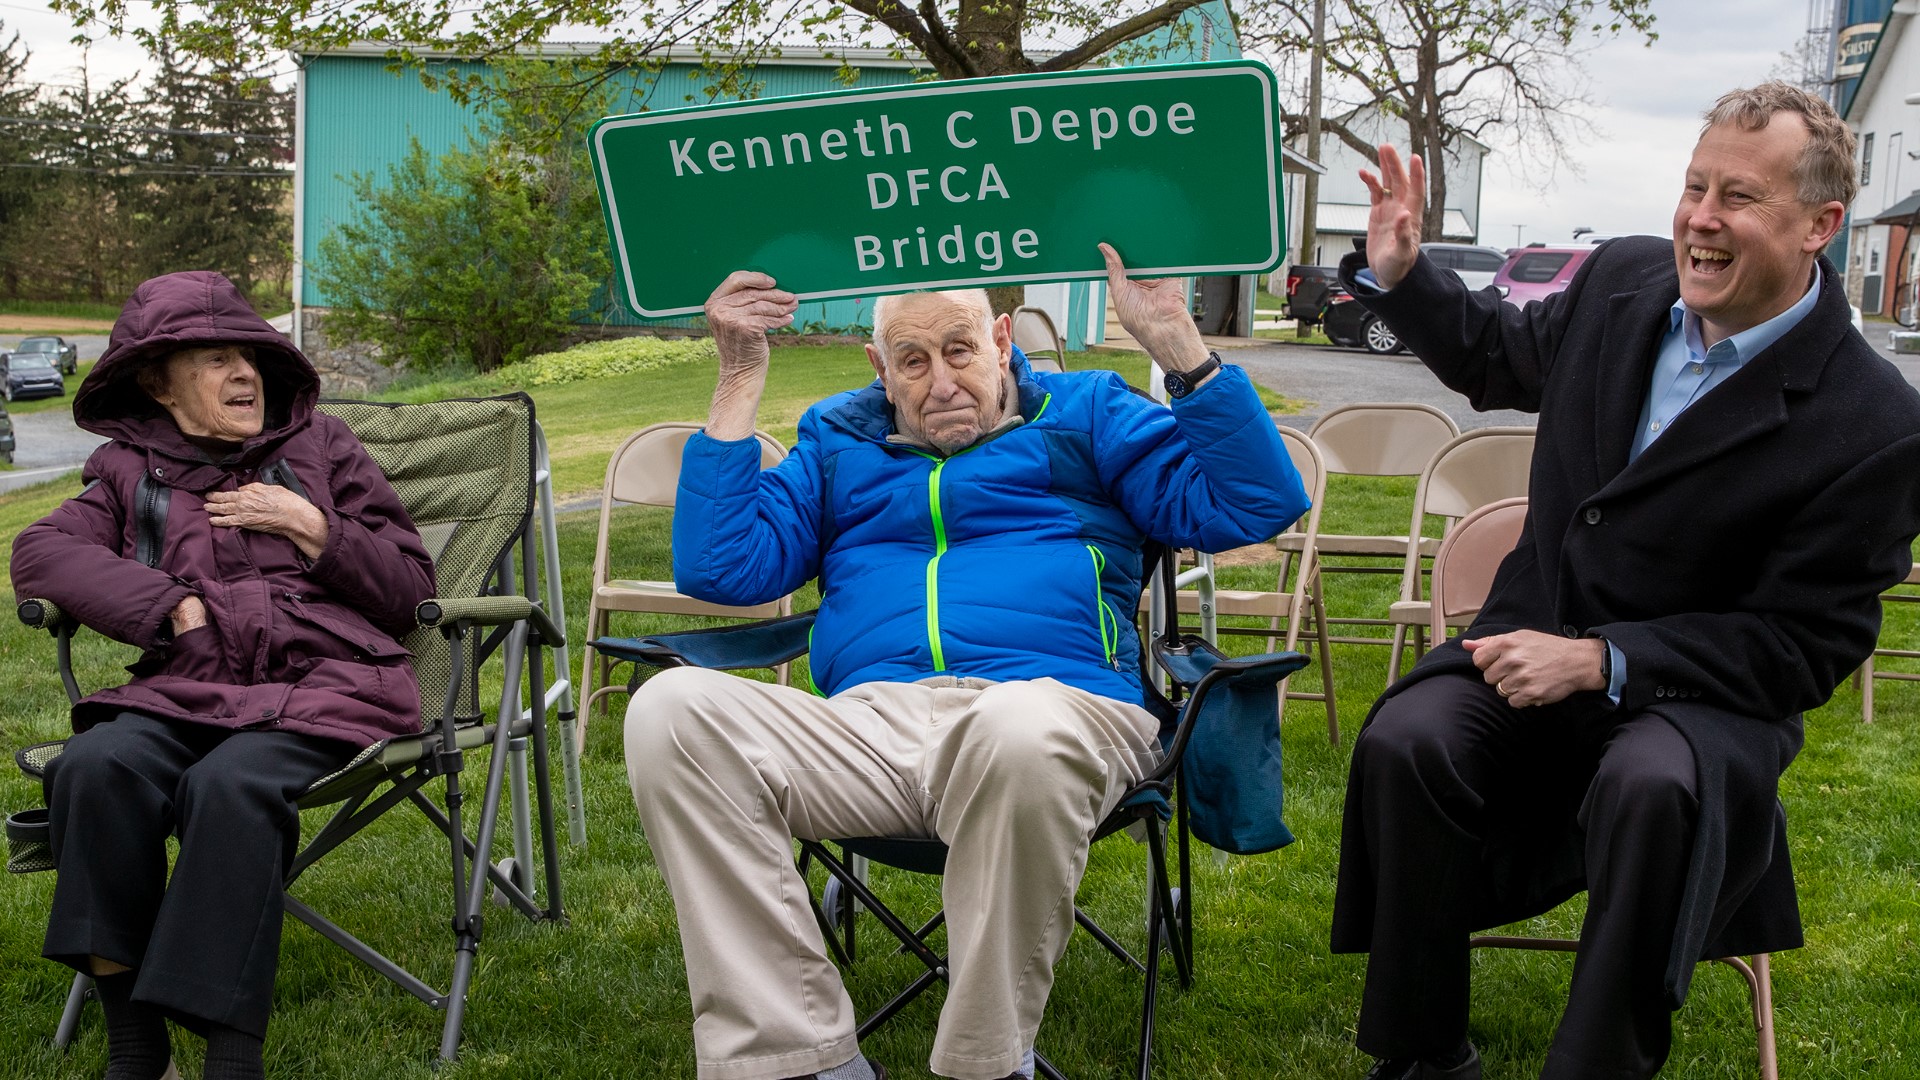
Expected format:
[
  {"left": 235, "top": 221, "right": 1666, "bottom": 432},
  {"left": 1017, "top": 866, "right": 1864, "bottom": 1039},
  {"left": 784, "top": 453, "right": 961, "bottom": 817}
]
[
  {"left": 1347, "top": 672, "right": 1698, "bottom": 1080},
  {"left": 41, "top": 711, "right": 353, "bottom": 1038}
]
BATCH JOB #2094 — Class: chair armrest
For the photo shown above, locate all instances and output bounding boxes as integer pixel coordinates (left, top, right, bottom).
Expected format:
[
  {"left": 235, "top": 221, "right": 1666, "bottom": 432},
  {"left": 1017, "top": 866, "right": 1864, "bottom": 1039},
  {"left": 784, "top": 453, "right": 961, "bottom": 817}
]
[
  {"left": 594, "top": 610, "right": 818, "bottom": 672},
  {"left": 16, "top": 598, "right": 74, "bottom": 633},
  {"left": 416, "top": 596, "right": 564, "bottom": 645},
  {"left": 1147, "top": 636, "right": 1310, "bottom": 787}
]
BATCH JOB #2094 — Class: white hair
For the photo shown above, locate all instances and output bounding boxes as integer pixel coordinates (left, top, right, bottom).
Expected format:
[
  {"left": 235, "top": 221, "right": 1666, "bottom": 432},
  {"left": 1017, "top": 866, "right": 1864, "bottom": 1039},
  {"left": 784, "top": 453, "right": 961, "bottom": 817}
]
[{"left": 869, "top": 289, "right": 995, "bottom": 365}]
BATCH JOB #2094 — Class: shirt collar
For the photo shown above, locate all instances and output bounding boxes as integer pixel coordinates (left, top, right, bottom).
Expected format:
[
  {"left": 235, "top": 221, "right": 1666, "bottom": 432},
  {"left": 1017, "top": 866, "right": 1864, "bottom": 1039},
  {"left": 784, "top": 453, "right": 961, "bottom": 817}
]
[{"left": 1667, "top": 263, "right": 1823, "bottom": 366}]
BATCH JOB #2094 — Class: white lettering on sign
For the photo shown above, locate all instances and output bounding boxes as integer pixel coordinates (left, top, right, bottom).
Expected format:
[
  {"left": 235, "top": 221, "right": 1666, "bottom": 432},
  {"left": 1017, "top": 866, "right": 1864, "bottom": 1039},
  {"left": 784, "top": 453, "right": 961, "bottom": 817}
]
[
  {"left": 708, "top": 142, "right": 735, "bottom": 171},
  {"left": 1090, "top": 107, "right": 1118, "bottom": 149},
  {"left": 883, "top": 115, "right": 911, "bottom": 155},
  {"left": 782, "top": 132, "right": 812, "bottom": 164},
  {"left": 1052, "top": 110, "right": 1080, "bottom": 141},
  {"left": 1011, "top": 106, "right": 1041, "bottom": 144},
  {"left": 947, "top": 110, "right": 976, "bottom": 149},
  {"left": 868, "top": 163, "right": 1011, "bottom": 208},
  {"left": 1128, "top": 105, "right": 1156, "bottom": 137},
  {"left": 1168, "top": 102, "right": 1195, "bottom": 134},
  {"left": 744, "top": 136, "right": 773, "bottom": 168},
  {"left": 821, "top": 129, "right": 848, "bottom": 160},
  {"left": 853, "top": 225, "right": 1042, "bottom": 273},
  {"left": 670, "top": 138, "right": 701, "bottom": 176}
]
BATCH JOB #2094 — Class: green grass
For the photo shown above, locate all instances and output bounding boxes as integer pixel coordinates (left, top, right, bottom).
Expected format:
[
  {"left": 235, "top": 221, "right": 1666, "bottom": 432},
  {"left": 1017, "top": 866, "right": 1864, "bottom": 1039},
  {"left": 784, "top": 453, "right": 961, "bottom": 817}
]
[
  {"left": 1256, "top": 286, "right": 1286, "bottom": 313},
  {"left": 1256, "top": 326, "right": 1336, "bottom": 347},
  {"left": 2, "top": 360, "right": 1916, "bottom": 1079},
  {"left": 0, "top": 299, "right": 122, "bottom": 322}
]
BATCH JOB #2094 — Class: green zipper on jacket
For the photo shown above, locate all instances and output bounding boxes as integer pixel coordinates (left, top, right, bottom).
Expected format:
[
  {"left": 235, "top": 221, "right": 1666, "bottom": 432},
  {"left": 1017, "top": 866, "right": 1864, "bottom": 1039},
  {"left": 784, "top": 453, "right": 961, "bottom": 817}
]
[
  {"left": 1087, "top": 544, "right": 1119, "bottom": 669},
  {"left": 925, "top": 457, "right": 950, "bottom": 671}
]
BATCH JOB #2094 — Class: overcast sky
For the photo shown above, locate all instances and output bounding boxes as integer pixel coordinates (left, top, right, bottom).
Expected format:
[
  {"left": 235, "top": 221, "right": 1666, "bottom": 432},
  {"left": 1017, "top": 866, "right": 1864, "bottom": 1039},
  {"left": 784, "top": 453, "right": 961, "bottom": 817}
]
[{"left": 4, "top": 0, "right": 1817, "bottom": 248}]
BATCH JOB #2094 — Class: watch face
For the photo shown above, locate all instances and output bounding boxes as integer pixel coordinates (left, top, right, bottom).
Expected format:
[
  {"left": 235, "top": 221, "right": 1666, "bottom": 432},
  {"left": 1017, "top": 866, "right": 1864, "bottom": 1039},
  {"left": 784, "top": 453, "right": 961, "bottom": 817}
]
[{"left": 1163, "top": 371, "right": 1188, "bottom": 397}]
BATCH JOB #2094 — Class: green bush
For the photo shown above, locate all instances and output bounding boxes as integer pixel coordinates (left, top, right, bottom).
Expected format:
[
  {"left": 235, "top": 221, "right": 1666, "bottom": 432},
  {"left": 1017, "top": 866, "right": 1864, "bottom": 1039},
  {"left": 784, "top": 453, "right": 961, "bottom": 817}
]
[
  {"left": 379, "top": 335, "right": 716, "bottom": 402},
  {"left": 510, "top": 336, "right": 716, "bottom": 386}
]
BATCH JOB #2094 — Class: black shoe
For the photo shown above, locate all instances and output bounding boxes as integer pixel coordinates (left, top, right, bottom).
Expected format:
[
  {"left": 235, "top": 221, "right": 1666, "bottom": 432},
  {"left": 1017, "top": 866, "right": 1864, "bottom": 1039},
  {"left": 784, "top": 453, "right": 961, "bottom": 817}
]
[{"left": 1363, "top": 1042, "right": 1481, "bottom": 1080}]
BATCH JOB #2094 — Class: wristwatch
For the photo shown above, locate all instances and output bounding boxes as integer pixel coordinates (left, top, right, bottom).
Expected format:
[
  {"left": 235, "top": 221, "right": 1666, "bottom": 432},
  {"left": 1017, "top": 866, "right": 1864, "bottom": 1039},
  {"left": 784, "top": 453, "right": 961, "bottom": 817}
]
[{"left": 1163, "top": 352, "right": 1223, "bottom": 399}]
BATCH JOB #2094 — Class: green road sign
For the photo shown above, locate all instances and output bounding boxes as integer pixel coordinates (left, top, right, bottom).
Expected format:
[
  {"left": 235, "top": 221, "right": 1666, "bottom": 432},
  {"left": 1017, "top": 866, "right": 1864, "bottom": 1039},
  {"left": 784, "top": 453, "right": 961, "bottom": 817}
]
[{"left": 590, "top": 60, "right": 1285, "bottom": 318}]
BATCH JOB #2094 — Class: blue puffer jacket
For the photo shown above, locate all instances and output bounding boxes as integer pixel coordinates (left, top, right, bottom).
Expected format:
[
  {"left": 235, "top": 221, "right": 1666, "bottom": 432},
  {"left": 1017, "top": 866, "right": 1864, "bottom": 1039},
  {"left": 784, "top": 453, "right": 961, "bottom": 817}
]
[{"left": 674, "top": 351, "right": 1309, "bottom": 705}]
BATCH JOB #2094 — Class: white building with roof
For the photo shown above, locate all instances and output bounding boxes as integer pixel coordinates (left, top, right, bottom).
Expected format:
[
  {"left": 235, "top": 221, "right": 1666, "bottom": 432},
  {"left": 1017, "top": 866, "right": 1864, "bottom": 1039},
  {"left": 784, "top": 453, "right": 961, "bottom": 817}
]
[{"left": 1287, "top": 103, "right": 1488, "bottom": 266}]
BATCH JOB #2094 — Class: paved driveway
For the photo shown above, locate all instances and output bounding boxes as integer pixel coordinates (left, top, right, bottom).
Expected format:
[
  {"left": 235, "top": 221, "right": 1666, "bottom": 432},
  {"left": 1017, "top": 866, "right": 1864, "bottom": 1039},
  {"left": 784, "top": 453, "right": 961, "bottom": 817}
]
[{"left": 2, "top": 334, "right": 111, "bottom": 494}]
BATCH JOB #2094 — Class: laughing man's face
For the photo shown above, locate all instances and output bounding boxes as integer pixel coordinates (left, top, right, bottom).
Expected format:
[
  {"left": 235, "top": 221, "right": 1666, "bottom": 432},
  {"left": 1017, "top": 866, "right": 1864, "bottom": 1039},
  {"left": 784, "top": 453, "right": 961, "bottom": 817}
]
[{"left": 1672, "top": 113, "right": 1839, "bottom": 346}]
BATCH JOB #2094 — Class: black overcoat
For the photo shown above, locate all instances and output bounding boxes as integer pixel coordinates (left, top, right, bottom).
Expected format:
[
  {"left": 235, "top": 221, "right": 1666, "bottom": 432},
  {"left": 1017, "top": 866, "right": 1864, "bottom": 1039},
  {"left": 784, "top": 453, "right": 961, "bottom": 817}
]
[{"left": 1330, "top": 236, "right": 1920, "bottom": 1006}]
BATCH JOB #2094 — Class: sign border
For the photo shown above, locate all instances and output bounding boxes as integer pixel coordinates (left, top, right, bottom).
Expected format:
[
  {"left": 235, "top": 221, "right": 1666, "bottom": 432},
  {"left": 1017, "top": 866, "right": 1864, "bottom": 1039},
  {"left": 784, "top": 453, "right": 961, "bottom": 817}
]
[{"left": 590, "top": 59, "right": 1282, "bottom": 319}]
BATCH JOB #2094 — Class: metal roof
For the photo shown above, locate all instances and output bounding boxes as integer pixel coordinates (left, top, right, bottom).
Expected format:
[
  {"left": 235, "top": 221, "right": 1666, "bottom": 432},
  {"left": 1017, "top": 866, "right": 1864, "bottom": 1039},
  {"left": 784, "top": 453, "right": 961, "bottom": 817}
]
[
  {"left": 1313, "top": 202, "right": 1476, "bottom": 240},
  {"left": 1872, "top": 189, "right": 1920, "bottom": 225}
]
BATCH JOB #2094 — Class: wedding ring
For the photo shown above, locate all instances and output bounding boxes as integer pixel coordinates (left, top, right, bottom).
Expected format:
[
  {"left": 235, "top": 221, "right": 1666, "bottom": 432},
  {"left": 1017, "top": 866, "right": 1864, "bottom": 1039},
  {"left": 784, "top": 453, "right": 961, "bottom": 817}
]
[{"left": 1496, "top": 680, "right": 1511, "bottom": 699}]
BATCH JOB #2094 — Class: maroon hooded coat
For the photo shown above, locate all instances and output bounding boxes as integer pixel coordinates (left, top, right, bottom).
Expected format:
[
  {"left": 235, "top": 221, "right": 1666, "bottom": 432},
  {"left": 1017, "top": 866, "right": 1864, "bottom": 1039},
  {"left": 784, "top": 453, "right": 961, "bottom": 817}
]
[{"left": 10, "top": 272, "right": 436, "bottom": 748}]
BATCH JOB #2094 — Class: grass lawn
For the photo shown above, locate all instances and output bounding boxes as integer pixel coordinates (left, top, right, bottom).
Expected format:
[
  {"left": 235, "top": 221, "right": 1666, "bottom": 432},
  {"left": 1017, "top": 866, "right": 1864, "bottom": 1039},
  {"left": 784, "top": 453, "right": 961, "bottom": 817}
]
[{"left": 1, "top": 353, "right": 1917, "bottom": 1079}]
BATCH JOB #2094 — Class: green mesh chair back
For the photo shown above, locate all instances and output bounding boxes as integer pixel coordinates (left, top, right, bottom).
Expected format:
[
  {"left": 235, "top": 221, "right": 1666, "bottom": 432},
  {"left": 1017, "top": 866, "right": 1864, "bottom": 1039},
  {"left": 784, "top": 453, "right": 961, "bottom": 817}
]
[{"left": 317, "top": 395, "right": 536, "bottom": 725}]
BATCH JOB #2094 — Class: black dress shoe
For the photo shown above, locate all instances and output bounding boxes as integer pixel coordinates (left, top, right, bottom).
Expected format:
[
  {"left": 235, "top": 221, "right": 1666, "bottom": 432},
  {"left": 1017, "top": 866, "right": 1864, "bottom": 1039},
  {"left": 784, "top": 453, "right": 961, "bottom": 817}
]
[{"left": 1363, "top": 1042, "right": 1481, "bottom": 1080}]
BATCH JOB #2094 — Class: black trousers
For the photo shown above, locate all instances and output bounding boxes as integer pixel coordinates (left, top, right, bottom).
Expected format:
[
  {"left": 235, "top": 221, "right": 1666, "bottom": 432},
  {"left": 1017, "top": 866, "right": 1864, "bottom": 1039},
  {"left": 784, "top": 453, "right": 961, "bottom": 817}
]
[
  {"left": 41, "top": 712, "right": 352, "bottom": 1038},
  {"left": 1347, "top": 672, "right": 1698, "bottom": 1080}
]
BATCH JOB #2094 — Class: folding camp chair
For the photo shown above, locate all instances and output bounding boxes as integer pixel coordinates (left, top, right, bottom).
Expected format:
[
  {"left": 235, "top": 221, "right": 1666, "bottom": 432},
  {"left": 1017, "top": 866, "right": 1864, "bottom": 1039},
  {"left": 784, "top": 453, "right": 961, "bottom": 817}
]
[
  {"left": 597, "top": 546, "right": 1308, "bottom": 1080},
  {"left": 578, "top": 422, "right": 793, "bottom": 747},
  {"left": 12, "top": 393, "right": 572, "bottom": 1064}
]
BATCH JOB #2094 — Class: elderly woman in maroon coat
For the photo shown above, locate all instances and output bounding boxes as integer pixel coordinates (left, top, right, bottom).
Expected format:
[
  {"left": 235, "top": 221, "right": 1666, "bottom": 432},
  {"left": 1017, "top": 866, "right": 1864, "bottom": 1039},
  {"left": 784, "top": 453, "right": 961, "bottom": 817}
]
[{"left": 10, "top": 271, "right": 435, "bottom": 1080}]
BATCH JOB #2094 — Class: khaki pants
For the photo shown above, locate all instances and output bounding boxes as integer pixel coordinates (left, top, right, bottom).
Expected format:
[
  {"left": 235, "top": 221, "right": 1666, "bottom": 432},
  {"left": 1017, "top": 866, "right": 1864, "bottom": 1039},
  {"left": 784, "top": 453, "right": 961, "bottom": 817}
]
[{"left": 625, "top": 668, "right": 1162, "bottom": 1080}]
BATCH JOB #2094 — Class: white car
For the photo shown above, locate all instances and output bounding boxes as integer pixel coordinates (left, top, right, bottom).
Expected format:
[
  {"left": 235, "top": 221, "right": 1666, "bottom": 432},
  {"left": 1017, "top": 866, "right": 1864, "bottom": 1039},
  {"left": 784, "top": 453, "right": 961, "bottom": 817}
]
[{"left": 1422, "top": 242, "right": 1510, "bottom": 291}]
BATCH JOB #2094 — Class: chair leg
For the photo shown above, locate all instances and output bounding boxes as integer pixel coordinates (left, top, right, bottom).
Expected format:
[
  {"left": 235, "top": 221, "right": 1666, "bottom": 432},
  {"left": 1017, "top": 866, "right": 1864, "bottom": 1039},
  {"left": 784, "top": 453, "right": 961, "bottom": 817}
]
[
  {"left": 54, "top": 972, "right": 92, "bottom": 1050},
  {"left": 1861, "top": 656, "right": 1875, "bottom": 723},
  {"left": 1753, "top": 953, "right": 1778, "bottom": 1080},
  {"left": 1386, "top": 623, "right": 1408, "bottom": 683},
  {"left": 1313, "top": 585, "right": 1339, "bottom": 745}
]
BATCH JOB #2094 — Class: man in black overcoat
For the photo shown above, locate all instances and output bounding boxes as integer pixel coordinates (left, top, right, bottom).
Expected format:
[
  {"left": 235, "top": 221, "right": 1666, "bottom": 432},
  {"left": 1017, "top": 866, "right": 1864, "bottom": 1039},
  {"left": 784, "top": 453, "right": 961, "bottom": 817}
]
[{"left": 1331, "top": 82, "right": 1920, "bottom": 1080}]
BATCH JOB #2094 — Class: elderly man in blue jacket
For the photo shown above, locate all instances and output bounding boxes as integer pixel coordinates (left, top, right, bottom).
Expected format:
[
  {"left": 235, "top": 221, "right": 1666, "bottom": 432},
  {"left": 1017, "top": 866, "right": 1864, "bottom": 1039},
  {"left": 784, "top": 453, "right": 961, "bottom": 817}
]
[{"left": 626, "top": 244, "right": 1307, "bottom": 1080}]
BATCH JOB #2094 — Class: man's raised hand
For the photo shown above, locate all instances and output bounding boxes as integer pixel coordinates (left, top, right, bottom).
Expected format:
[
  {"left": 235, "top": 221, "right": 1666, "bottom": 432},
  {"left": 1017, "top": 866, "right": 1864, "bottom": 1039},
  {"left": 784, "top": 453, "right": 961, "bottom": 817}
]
[
  {"left": 706, "top": 271, "right": 798, "bottom": 382},
  {"left": 703, "top": 271, "right": 797, "bottom": 441},
  {"left": 1099, "top": 243, "right": 1210, "bottom": 373},
  {"left": 1357, "top": 144, "right": 1426, "bottom": 291}
]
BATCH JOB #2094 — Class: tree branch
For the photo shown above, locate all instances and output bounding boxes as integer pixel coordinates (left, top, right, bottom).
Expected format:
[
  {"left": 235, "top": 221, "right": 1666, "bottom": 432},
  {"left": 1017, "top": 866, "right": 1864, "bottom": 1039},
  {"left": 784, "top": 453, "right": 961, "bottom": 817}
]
[{"left": 1038, "top": 0, "right": 1204, "bottom": 72}]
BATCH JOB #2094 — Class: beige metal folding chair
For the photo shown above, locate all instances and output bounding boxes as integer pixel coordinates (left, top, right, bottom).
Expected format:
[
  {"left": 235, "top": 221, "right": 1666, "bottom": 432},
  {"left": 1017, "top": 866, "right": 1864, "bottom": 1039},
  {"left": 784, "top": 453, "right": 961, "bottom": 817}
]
[
  {"left": 1158, "top": 426, "right": 1339, "bottom": 742},
  {"left": 1857, "top": 564, "right": 1920, "bottom": 722},
  {"left": 1012, "top": 305, "right": 1068, "bottom": 373},
  {"left": 577, "top": 422, "right": 792, "bottom": 748},
  {"left": 1276, "top": 403, "right": 1460, "bottom": 649},
  {"left": 1383, "top": 427, "right": 1535, "bottom": 682},
  {"left": 1427, "top": 497, "right": 1530, "bottom": 645}
]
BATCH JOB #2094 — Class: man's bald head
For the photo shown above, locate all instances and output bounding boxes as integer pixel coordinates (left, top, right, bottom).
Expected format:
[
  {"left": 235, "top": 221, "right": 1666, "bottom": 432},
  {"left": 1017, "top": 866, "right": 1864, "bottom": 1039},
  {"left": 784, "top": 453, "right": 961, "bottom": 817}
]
[{"left": 864, "top": 289, "right": 1014, "bottom": 455}]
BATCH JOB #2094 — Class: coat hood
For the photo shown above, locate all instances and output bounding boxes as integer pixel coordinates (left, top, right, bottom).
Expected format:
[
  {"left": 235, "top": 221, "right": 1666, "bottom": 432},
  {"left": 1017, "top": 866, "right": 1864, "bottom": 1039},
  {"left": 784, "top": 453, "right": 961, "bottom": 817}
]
[{"left": 74, "top": 271, "right": 321, "bottom": 459}]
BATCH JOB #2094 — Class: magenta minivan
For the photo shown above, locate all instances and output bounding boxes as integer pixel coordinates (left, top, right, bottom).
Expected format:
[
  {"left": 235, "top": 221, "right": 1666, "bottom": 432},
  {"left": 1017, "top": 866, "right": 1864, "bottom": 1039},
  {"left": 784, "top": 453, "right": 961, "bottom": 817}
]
[{"left": 1493, "top": 245, "right": 1596, "bottom": 306}]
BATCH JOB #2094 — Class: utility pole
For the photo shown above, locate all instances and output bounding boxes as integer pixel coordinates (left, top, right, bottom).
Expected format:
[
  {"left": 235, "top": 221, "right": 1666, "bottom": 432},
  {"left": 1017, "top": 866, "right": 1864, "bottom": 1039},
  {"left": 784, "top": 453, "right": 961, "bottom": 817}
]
[
  {"left": 1512, "top": 224, "right": 1526, "bottom": 247},
  {"left": 1296, "top": 0, "right": 1325, "bottom": 338}
]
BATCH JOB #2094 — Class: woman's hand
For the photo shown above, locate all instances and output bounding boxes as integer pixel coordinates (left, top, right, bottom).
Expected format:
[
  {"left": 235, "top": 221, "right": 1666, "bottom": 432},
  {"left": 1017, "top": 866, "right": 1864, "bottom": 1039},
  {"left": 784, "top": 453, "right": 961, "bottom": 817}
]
[
  {"left": 205, "top": 483, "right": 329, "bottom": 560},
  {"left": 169, "top": 595, "right": 208, "bottom": 636}
]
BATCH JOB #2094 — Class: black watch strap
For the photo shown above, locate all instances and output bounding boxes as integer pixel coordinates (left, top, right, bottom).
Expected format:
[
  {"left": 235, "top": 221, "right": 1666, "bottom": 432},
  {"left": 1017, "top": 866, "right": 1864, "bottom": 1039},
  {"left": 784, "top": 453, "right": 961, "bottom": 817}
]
[{"left": 1164, "top": 352, "right": 1223, "bottom": 399}]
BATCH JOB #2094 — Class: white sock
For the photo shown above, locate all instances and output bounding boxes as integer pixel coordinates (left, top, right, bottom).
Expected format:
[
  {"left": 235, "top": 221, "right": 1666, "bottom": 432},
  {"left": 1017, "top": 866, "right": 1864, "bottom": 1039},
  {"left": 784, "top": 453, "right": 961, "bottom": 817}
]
[
  {"left": 817, "top": 1053, "right": 876, "bottom": 1080},
  {"left": 1014, "top": 1048, "right": 1036, "bottom": 1078}
]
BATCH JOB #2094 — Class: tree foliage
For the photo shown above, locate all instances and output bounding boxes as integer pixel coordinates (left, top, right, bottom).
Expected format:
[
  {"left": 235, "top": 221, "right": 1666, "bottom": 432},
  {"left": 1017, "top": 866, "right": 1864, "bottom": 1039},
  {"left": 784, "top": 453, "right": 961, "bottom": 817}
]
[
  {"left": 51, "top": 0, "right": 1214, "bottom": 108},
  {"left": 0, "top": 37, "right": 292, "bottom": 304},
  {"left": 313, "top": 61, "right": 613, "bottom": 375},
  {"left": 1245, "top": 0, "right": 1658, "bottom": 240}
]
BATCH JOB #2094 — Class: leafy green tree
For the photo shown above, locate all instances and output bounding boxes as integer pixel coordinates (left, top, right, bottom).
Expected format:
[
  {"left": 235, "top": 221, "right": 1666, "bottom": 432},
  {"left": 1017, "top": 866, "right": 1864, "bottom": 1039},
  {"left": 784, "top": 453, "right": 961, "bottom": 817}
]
[
  {"left": 0, "top": 24, "right": 44, "bottom": 298},
  {"left": 53, "top": 0, "right": 1212, "bottom": 105},
  {"left": 22, "top": 66, "right": 146, "bottom": 301},
  {"left": 314, "top": 61, "right": 613, "bottom": 374},
  {"left": 134, "top": 44, "right": 292, "bottom": 302}
]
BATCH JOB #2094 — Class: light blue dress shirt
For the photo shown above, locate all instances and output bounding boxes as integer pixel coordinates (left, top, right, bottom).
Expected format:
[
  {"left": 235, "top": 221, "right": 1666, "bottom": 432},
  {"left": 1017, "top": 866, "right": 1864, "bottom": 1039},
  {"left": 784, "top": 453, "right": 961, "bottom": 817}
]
[
  {"left": 1600, "top": 265, "right": 1823, "bottom": 699},
  {"left": 1356, "top": 260, "right": 1825, "bottom": 703}
]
